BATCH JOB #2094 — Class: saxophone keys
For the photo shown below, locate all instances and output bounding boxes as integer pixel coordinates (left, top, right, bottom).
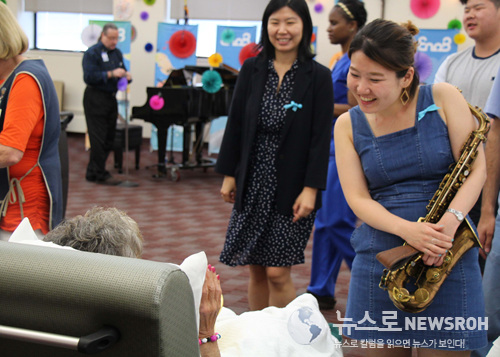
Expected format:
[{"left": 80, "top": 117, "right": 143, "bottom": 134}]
[
  {"left": 442, "top": 252, "right": 453, "bottom": 267},
  {"left": 379, "top": 269, "right": 389, "bottom": 289},
  {"left": 426, "top": 268, "right": 442, "bottom": 283},
  {"left": 393, "top": 287, "right": 411, "bottom": 303},
  {"left": 414, "top": 288, "right": 430, "bottom": 303}
]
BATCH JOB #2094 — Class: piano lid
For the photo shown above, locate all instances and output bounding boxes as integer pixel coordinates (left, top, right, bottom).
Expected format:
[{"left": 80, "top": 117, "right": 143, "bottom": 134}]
[
  {"left": 164, "top": 64, "right": 238, "bottom": 88},
  {"left": 184, "top": 63, "right": 239, "bottom": 76}
]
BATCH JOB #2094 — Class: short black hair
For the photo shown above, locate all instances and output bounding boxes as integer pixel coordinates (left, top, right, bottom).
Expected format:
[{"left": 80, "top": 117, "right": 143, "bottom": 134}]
[
  {"left": 460, "top": 0, "right": 500, "bottom": 7},
  {"left": 258, "top": 0, "right": 314, "bottom": 62}
]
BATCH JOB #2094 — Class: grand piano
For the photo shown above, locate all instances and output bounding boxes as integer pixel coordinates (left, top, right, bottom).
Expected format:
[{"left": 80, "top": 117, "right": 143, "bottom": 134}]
[{"left": 131, "top": 65, "right": 238, "bottom": 180}]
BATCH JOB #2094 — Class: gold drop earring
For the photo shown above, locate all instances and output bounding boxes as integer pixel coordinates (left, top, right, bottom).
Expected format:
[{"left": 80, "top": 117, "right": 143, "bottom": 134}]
[{"left": 400, "top": 88, "right": 410, "bottom": 106}]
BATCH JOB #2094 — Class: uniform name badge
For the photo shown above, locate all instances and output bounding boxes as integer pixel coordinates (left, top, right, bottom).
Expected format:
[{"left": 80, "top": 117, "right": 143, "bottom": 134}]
[{"left": 101, "top": 51, "right": 109, "bottom": 62}]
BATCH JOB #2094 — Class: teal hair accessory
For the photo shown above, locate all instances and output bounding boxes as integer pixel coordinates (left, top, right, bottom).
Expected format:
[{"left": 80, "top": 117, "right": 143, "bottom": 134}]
[
  {"left": 283, "top": 101, "right": 303, "bottom": 112},
  {"left": 201, "top": 70, "right": 223, "bottom": 93}
]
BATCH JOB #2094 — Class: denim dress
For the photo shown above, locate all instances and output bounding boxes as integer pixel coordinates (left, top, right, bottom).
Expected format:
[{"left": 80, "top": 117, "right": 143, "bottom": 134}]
[{"left": 344, "top": 85, "right": 487, "bottom": 350}]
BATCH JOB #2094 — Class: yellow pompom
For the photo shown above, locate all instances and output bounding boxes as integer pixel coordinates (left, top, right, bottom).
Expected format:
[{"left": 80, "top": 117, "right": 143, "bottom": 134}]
[
  {"left": 208, "top": 53, "right": 223, "bottom": 68},
  {"left": 454, "top": 33, "right": 467, "bottom": 45}
]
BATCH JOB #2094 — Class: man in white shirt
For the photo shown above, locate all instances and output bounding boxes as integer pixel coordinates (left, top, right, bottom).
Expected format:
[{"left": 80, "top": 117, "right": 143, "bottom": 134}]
[
  {"left": 434, "top": 0, "right": 500, "bottom": 110},
  {"left": 434, "top": 0, "right": 500, "bottom": 230}
]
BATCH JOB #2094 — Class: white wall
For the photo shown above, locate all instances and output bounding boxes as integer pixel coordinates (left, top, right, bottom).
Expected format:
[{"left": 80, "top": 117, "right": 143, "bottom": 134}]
[{"left": 9, "top": 0, "right": 473, "bottom": 136}]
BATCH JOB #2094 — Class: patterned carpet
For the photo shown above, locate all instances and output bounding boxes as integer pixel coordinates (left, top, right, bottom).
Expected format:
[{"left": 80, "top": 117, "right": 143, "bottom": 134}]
[{"left": 65, "top": 133, "right": 366, "bottom": 356}]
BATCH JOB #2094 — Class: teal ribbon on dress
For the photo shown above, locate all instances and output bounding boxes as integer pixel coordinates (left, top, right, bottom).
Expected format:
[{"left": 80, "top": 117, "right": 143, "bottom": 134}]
[
  {"left": 283, "top": 101, "right": 303, "bottom": 112},
  {"left": 418, "top": 104, "right": 441, "bottom": 121}
]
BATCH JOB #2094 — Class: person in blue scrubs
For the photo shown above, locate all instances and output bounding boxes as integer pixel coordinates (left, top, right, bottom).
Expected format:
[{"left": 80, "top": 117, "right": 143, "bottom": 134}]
[{"left": 306, "top": 0, "right": 367, "bottom": 310}]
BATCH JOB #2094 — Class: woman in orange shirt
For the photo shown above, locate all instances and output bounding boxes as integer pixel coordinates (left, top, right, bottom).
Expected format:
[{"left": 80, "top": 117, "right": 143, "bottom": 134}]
[{"left": 0, "top": 2, "right": 62, "bottom": 240}]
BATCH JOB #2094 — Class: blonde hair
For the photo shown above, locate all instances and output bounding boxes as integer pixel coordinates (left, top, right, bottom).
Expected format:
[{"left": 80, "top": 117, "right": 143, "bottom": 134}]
[{"left": 0, "top": 2, "right": 29, "bottom": 60}]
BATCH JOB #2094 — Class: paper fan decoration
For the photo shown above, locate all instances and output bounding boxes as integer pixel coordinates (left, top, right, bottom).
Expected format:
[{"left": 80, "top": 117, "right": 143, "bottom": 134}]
[
  {"left": 169, "top": 30, "right": 197, "bottom": 58},
  {"left": 448, "top": 19, "right": 462, "bottom": 30},
  {"left": 221, "top": 29, "right": 236, "bottom": 44},
  {"left": 81, "top": 24, "right": 102, "bottom": 48},
  {"left": 131, "top": 25, "right": 137, "bottom": 42},
  {"left": 208, "top": 53, "right": 223, "bottom": 68},
  {"left": 410, "top": 0, "right": 440, "bottom": 19},
  {"left": 314, "top": 3, "right": 324, "bottom": 13},
  {"left": 117, "top": 77, "right": 128, "bottom": 91},
  {"left": 114, "top": 0, "right": 134, "bottom": 20},
  {"left": 149, "top": 94, "right": 165, "bottom": 110},
  {"left": 239, "top": 43, "right": 261, "bottom": 65},
  {"left": 201, "top": 70, "right": 223, "bottom": 93},
  {"left": 414, "top": 52, "right": 433, "bottom": 82}
]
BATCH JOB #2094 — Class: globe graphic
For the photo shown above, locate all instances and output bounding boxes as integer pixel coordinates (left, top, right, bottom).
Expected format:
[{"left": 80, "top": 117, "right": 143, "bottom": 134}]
[{"left": 287, "top": 306, "right": 324, "bottom": 345}]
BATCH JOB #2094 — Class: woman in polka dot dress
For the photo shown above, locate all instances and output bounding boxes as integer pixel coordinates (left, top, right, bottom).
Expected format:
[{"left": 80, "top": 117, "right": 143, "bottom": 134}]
[{"left": 215, "top": 0, "right": 333, "bottom": 310}]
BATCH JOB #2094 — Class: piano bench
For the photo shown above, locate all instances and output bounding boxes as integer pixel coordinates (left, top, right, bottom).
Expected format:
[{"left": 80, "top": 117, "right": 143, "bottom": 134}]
[{"left": 113, "top": 123, "right": 143, "bottom": 173}]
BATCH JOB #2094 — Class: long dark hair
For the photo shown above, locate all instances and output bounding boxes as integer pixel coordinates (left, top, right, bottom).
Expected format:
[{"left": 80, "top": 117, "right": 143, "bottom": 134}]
[
  {"left": 258, "top": 0, "right": 314, "bottom": 61},
  {"left": 349, "top": 19, "right": 420, "bottom": 100}
]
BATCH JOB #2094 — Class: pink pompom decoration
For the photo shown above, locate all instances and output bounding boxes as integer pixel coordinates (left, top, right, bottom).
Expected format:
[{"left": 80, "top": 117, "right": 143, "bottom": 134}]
[{"left": 149, "top": 95, "right": 164, "bottom": 111}]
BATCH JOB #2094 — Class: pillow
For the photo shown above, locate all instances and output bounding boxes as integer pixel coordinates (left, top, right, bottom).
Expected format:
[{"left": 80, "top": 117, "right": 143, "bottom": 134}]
[
  {"left": 8, "top": 217, "right": 75, "bottom": 251},
  {"left": 487, "top": 337, "right": 500, "bottom": 357},
  {"left": 178, "top": 251, "right": 208, "bottom": 333},
  {"left": 215, "top": 293, "right": 342, "bottom": 356}
]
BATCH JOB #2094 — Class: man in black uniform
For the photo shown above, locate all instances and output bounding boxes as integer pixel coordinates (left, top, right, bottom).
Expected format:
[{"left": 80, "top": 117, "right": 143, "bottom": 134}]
[{"left": 82, "top": 23, "right": 131, "bottom": 185}]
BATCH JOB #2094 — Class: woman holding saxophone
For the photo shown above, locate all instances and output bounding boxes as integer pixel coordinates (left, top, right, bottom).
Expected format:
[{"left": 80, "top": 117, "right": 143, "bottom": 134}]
[{"left": 335, "top": 19, "right": 487, "bottom": 355}]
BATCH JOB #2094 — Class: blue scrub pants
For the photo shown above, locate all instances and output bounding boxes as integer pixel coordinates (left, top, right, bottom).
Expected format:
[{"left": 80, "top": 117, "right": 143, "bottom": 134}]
[
  {"left": 473, "top": 201, "right": 500, "bottom": 357},
  {"left": 307, "top": 150, "right": 357, "bottom": 298}
]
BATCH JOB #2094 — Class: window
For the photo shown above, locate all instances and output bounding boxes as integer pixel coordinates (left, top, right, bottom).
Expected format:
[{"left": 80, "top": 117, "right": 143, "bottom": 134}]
[
  {"left": 182, "top": 19, "right": 262, "bottom": 58},
  {"left": 33, "top": 12, "right": 260, "bottom": 55},
  {"left": 35, "top": 12, "right": 113, "bottom": 52}
]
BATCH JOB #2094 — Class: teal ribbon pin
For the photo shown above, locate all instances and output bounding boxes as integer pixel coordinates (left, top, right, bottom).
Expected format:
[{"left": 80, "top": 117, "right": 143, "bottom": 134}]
[
  {"left": 418, "top": 104, "right": 440, "bottom": 121},
  {"left": 283, "top": 101, "right": 303, "bottom": 112}
]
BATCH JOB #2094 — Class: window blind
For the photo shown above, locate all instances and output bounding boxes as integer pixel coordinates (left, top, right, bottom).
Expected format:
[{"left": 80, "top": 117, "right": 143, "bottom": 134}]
[
  {"left": 170, "top": 0, "right": 268, "bottom": 21},
  {"left": 25, "top": 0, "right": 112, "bottom": 14}
]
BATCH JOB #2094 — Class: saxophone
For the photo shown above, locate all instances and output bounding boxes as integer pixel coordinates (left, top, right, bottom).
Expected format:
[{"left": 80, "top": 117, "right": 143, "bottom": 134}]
[{"left": 376, "top": 102, "right": 490, "bottom": 313}]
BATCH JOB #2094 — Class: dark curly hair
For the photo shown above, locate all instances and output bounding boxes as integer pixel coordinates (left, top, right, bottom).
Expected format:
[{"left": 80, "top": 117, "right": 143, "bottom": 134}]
[{"left": 335, "top": 0, "right": 368, "bottom": 29}]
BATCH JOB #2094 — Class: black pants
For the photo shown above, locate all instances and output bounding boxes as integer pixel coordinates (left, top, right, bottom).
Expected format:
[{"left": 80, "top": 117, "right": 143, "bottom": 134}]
[{"left": 83, "top": 87, "right": 117, "bottom": 180}]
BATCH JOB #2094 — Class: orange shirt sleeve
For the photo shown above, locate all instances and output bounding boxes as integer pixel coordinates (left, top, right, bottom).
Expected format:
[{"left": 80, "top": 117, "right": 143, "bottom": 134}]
[{"left": 0, "top": 73, "right": 43, "bottom": 152}]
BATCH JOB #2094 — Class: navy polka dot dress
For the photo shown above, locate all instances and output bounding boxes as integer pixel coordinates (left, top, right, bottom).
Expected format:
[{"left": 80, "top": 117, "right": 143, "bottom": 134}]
[{"left": 220, "top": 60, "right": 316, "bottom": 267}]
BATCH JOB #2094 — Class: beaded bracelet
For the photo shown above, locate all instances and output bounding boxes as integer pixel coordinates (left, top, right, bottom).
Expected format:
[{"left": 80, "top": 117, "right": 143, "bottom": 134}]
[{"left": 198, "top": 333, "right": 221, "bottom": 345}]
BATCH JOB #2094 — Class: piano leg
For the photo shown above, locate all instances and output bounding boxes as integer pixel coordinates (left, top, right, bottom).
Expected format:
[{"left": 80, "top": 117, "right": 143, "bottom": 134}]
[
  {"left": 154, "top": 124, "right": 168, "bottom": 177},
  {"left": 194, "top": 121, "right": 205, "bottom": 164},
  {"left": 182, "top": 123, "right": 190, "bottom": 165},
  {"left": 182, "top": 120, "right": 206, "bottom": 166}
]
